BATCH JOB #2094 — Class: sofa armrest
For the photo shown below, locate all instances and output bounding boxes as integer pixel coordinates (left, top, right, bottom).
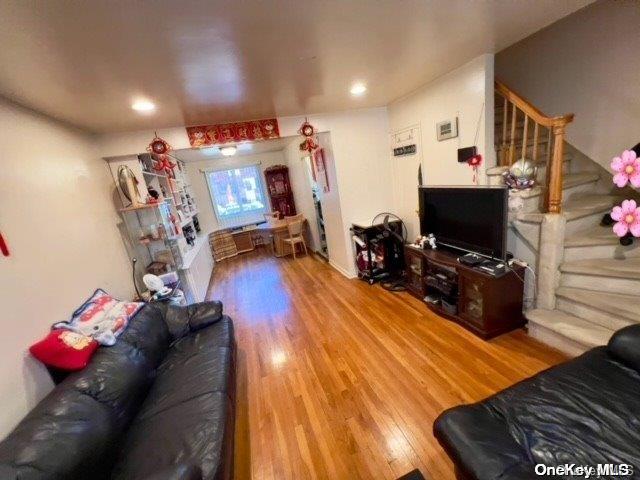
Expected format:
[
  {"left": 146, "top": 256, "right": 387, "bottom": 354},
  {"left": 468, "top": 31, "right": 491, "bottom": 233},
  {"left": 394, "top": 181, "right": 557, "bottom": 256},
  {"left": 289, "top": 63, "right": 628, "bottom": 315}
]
[
  {"left": 434, "top": 404, "right": 551, "bottom": 480},
  {"left": 143, "top": 464, "right": 202, "bottom": 480},
  {"left": 163, "top": 301, "right": 224, "bottom": 340},
  {"left": 607, "top": 323, "right": 640, "bottom": 371}
]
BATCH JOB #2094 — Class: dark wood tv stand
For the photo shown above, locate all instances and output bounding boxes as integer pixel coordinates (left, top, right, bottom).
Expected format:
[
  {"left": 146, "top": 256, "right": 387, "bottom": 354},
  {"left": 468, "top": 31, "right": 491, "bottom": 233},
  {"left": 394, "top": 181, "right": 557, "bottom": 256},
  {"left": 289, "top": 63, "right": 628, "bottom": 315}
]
[{"left": 404, "top": 245, "right": 525, "bottom": 339}]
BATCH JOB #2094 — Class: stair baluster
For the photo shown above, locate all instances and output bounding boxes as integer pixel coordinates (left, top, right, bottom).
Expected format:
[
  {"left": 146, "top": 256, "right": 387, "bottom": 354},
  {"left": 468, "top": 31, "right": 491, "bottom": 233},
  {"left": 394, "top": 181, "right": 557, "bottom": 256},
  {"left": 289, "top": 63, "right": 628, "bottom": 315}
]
[
  {"left": 532, "top": 122, "right": 539, "bottom": 163},
  {"left": 494, "top": 79, "right": 574, "bottom": 212}
]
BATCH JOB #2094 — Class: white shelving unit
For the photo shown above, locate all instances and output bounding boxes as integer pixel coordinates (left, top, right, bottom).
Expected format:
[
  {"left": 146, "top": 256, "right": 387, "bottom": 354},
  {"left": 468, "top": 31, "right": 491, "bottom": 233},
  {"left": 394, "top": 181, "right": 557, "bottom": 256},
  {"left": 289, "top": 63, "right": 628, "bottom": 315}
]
[{"left": 106, "top": 153, "right": 213, "bottom": 303}]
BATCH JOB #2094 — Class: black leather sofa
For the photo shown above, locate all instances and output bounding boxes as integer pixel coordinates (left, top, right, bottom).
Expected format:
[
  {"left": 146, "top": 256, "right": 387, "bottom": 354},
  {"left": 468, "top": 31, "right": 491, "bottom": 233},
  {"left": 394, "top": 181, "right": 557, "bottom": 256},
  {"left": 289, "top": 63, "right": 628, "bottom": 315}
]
[
  {"left": 0, "top": 301, "right": 236, "bottom": 480},
  {"left": 434, "top": 324, "right": 640, "bottom": 480}
]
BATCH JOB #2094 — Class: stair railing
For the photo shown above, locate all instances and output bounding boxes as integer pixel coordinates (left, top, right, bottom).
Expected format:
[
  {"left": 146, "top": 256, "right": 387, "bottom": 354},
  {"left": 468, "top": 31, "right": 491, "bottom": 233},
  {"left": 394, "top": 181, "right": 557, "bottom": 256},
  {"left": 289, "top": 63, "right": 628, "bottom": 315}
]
[{"left": 495, "top": 79, "right": 574, "bottom": 213}]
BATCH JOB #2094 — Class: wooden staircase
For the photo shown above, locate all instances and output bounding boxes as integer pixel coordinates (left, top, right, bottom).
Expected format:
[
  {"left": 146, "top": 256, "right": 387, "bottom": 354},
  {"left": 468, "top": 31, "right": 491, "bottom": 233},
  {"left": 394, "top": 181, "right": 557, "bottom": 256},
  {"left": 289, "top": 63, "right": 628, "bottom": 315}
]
[{"left": 493, "top": 80, "right": 640, "bottom": 356}]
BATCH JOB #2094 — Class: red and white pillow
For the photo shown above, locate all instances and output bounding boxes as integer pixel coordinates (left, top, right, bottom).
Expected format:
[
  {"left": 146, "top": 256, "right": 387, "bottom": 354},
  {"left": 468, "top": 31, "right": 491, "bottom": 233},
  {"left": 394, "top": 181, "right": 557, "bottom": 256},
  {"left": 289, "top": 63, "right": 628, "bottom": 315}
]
[
  {"left": 30, "top": 289, "right": 143, "bottom": 371},
  {"left": 29, "top": 330, "right": 99, "bottom": 371}
]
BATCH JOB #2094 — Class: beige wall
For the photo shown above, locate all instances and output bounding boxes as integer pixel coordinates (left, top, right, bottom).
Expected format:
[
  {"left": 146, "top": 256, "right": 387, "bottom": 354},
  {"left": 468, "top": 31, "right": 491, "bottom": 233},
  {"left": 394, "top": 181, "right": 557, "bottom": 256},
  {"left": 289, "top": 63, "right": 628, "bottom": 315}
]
[
  {"left": 184, "top": 150, "right": 289, "bottom": 235},
  {"left": 0, "top": 99, "right": 132, "bottom": 438},
  {"left": 388, "top": 54, "right": 495, "bottom": 239},
  {"left": 496, "top": 1, "right": 640, "bottom": 170}
]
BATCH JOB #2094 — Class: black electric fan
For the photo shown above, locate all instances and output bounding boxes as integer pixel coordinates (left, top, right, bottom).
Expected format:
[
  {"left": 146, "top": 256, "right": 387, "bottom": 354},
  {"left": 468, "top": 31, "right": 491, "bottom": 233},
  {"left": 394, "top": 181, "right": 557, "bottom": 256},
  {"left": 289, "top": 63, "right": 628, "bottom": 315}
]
[{"left": 371, "top": 213, "right": 407, "bottom": 292}]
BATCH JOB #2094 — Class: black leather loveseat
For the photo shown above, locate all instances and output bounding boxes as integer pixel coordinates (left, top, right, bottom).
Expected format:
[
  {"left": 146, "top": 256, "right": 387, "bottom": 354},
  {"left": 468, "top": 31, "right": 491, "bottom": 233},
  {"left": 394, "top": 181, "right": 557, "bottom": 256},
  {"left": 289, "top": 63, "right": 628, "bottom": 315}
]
[
  {"left": 434, "top": 324, "right": 640, "bottom": 480},
  {"left": 0, "top": 301, "right": 236, "bottom": 480}
]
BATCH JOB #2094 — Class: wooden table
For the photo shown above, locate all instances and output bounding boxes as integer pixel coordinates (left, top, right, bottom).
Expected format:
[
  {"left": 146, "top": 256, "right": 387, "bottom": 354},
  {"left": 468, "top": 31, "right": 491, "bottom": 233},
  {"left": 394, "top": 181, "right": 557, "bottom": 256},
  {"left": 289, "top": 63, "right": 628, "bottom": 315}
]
[{"left": 254, "top": 219, "right": 309, "bottom": 257}]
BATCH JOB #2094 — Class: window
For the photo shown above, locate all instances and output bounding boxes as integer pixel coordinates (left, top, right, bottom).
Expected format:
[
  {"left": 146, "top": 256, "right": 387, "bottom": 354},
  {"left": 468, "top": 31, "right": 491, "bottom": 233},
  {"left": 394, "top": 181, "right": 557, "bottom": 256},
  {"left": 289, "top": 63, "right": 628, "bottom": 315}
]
[{"left": 205, "top": 165, "right": 268, "bottom": 227}]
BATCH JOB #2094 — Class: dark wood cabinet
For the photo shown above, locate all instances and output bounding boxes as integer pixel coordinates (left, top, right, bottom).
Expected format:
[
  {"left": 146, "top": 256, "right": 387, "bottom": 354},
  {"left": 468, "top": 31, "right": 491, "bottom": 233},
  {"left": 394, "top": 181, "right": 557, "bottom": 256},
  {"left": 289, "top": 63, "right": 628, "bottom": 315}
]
[
  {"left": 404, "top": 245, "right": 525, "bottom": 339},
  {"left": 404, "top": 246, "right": 426, "bottom": 297},
  {"left": 264, "top": 165, "right": 296, "bottom": 218}
]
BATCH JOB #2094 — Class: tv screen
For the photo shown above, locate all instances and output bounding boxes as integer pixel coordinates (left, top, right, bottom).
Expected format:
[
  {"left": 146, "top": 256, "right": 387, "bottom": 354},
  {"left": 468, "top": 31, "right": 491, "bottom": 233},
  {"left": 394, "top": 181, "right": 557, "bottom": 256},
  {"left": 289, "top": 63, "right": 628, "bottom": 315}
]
[{"left": 419, "top": 186, "right": 507, "bottom": 260}]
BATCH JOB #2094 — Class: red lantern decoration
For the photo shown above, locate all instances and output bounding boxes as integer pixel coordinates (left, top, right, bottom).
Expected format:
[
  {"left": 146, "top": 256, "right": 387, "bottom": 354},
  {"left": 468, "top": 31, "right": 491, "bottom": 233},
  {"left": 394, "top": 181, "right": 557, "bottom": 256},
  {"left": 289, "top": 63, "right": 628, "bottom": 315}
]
[{"left": 467, "top": 154, "right": 483, "bottom": 185}]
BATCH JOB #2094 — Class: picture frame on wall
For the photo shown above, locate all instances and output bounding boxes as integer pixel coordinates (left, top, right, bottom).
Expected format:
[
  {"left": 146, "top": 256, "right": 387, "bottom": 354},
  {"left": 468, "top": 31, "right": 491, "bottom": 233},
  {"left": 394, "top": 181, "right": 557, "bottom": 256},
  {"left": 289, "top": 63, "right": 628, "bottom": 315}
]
[
  {"left": 436, "top": 117, "right": 458, "bottom": 141},
  {"left": 313, "top": 148, "right": 330, "bottom": 193}
]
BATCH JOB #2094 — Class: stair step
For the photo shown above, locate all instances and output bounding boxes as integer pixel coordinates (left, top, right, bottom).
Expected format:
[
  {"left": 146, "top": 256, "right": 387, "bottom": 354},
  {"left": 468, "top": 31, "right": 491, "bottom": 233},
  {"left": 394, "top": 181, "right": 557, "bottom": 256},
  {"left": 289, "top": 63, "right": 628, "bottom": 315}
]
[
  {"left": 565, "top": 225, "right": 620, "bottom": 247},
  {"left": 495, "top": 150, "right": 573, "bottom": 163},
  {"left": 560, "top": 257, "right": 640, "bottom": 295},
  {"left": 510, "top": 172, "right": 599, "bottom": 200},
  {"left": 563, "top": 225, "right": 640, "bottom": 261},
  {"left": 562, "top": 195, "right": 618, "bottom": 235},
  {"left": 556, "top": 286, "right": 639, "bottom": 330},
  {"left": 526, "top": 308, "right": 613, "bottom": 356},
  {"left": 516, "top": 193, "right": 613, "bottom": 225},
  {"left": 561, "top": 257, "right": 640, "bottom": 280}
]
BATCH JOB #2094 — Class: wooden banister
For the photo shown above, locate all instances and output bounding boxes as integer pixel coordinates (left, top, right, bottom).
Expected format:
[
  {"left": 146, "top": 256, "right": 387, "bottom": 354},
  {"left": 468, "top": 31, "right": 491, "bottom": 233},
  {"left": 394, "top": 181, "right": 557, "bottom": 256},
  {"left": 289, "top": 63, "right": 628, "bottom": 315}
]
[{"left": 494, "top": 79, "right": 574, "bottom": 213}]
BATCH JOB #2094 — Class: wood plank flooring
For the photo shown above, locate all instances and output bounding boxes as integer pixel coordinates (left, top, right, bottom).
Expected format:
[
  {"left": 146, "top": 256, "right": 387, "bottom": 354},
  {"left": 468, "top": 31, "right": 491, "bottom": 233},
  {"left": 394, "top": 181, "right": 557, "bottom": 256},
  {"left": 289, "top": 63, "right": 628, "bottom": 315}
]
[{"left": 207, "top": 250, "right": 567, "bottom": 480}]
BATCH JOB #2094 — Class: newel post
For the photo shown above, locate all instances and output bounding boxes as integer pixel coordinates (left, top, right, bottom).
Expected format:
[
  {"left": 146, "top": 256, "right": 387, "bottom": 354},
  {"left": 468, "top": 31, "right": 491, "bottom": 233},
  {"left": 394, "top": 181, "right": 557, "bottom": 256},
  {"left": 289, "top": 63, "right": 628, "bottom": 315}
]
[{"left": 546, "top": 123, "right": 566, "bottom": 213}]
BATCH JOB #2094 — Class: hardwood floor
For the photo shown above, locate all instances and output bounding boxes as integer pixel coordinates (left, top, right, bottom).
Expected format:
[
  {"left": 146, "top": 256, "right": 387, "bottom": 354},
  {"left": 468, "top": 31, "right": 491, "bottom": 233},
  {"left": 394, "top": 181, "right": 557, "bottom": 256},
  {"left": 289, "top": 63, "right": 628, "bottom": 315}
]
[{"left": 207, "top": 250, "right": 567, "bottom": 480}]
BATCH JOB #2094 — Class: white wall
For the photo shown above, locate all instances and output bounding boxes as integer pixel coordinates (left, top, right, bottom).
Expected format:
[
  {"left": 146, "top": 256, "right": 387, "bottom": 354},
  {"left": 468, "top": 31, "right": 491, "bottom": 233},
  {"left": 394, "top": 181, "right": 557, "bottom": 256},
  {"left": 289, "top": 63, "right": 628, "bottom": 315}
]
[
  {"left": 0, "top": 99, "right": 132, "bottom": 438},
  {"left": 387, "top": 54, "right": 495, "bottom": 239},
  {"left": 98, "top": 107, "right": 394, "bottom": 277},
  {"left": 183, "top": 150, "right": 288, "bottom": 235},
  {"left": 496, "top": 1, "right": 640, "bottom": 170},
  {"left": 283, "top": 133, "right": 350, "bottom": 274},
  {"left": 279, "top": 108, "right": 394, "bottom": 276},
  {"left": 282, "top": 139, "right": 320, "bottom": 252}
]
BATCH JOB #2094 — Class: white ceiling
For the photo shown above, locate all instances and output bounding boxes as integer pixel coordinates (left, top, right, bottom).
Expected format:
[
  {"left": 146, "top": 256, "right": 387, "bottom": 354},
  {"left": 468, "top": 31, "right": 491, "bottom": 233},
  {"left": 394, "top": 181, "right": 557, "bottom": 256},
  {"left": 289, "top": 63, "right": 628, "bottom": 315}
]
[
  {"left": 0, "top": 0, "right": 591, "bottom": 133},
  {"left": 173, "top": 136, "right": 295, "bottom": 162}
]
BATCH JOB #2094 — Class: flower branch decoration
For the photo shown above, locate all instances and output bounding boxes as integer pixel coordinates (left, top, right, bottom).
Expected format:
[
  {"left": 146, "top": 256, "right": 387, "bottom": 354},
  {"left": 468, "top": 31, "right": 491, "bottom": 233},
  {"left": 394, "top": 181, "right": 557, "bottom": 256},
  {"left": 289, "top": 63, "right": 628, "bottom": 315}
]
[
  {"left": 611, "top": 150, "right": 640, "bottom": 188},
  {"left": 611, "top": 199, "right": 640, "bottom": 238},
  {"left": 609, "top": 149, "right": 640, "bottom": 244}
]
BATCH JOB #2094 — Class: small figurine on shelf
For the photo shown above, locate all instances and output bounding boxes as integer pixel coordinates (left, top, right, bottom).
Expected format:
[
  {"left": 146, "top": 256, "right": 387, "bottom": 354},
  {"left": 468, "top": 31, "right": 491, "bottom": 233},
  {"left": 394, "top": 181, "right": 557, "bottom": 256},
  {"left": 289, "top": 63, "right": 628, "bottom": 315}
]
[
  {"left": 417, "top": 234, "right": 437, "bottom": 250},
  {"left": 168, "top": 213, "right": 180, "bottom": 236},
  {"left": 146, "top": 186, "right": 160, "bottom": 204}
]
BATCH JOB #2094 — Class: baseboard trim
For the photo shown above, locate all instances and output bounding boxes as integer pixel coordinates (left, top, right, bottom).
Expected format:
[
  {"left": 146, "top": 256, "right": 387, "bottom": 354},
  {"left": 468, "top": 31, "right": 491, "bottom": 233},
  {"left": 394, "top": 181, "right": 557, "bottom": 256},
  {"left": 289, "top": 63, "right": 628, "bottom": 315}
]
[{"left": 329, "top": 260, "right": 357, "bottom": 279}]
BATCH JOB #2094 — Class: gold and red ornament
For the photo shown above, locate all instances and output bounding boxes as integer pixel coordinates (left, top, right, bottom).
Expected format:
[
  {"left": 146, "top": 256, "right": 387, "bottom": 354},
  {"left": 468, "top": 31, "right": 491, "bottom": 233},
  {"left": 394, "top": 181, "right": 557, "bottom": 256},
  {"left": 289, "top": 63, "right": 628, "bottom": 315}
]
[
  {"left": 298, "top": 119, "right": 318, "bottom": 153},
  {"left": 186, "top": 118, "right": 280, "bottom": 147},
  {"left": 147, "top": 133, "right": 171, "bottom": 155},
  {"left": 467, "top": 154, "right": 483, "bottom": 185},
  {"left": 147, "top": 132, "right": 177, "bottom": 177}
]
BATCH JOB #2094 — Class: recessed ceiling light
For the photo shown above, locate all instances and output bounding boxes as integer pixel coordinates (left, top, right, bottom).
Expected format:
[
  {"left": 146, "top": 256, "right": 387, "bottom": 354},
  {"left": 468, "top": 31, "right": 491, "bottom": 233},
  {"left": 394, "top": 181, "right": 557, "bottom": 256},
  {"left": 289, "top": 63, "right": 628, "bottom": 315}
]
[
  {"left": 220, "top": 145, "right": 237, "bottom": 156},
  {"left": 131, "top": 99, "right": 156, "bottom": 113},
  {"left": 350, "top": 82, "right": 367, "bottom": 96}
]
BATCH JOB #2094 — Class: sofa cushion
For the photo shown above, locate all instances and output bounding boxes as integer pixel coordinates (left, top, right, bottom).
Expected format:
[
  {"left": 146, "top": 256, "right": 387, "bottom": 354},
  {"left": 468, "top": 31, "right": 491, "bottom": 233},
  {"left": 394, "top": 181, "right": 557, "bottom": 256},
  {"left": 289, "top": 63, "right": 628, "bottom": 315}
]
[
  {"left": 607, "top": 323, "right": 640, "bottom": 372},
  {"left": 160, "top": 301, "right": 225, "bottom": 340},
  {"left": 111, "top": 316, "right": 235, "bottom": 480},
  {"left": 0, "top": 304, "right": 171, "bottom": 480},
  {"left": 110, "top": 392, "right": 230, "bottom": 480},
  {"left": 484, "top": 348, "right": 640, "bottom": 468},
  {"left": 0, "top": 388, "right": 116, "bottom": 480},
  {"left": 435, "top": 347, "right": 640, "bottom": 479}
]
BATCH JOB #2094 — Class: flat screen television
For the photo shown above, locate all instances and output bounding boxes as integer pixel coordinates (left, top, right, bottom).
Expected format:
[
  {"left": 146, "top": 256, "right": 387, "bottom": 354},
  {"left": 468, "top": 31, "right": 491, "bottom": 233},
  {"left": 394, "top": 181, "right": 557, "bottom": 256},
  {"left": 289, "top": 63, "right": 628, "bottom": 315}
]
[{"left": 419, "top": 186, "right": 508, "bottom": 260}]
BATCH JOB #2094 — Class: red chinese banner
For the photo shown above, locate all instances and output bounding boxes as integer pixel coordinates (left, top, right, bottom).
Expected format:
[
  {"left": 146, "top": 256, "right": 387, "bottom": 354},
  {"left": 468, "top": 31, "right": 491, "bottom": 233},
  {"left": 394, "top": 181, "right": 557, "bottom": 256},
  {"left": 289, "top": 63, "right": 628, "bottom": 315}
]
[{"left": 186, "top": 118, "right": 280, "bottom": 147}]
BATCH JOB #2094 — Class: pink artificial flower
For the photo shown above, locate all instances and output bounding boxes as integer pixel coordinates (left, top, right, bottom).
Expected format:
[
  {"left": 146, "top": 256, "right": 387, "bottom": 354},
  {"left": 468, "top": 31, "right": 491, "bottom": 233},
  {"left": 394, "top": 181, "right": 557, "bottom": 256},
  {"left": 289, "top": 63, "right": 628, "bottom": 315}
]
[
  {"left": 611, "top": 150, "right": 640, "bottom": 188},
  {"left": 611, "top": 199, "right": 640, "bottom": 237}
]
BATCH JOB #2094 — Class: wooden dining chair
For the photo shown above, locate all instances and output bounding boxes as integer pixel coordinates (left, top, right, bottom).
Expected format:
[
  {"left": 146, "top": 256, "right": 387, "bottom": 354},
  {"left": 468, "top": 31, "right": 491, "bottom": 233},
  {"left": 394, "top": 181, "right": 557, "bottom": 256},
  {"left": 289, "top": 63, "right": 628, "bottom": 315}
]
[
  {"left": 264, "top": 211, "right": 280, "bottom": 221},
  {"left": 283, "top": 219, "right": 307, "bottom": 259},
  {"left": 284, "top": 213, "right": 304, "bottom": 224}
]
